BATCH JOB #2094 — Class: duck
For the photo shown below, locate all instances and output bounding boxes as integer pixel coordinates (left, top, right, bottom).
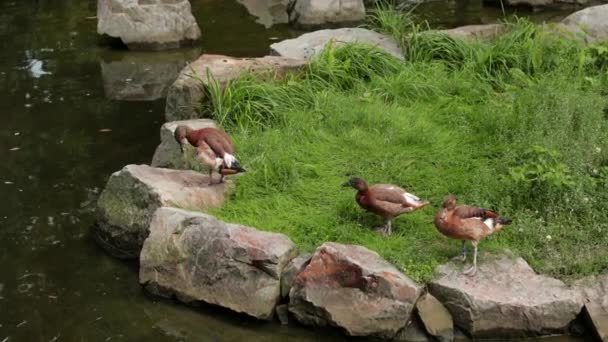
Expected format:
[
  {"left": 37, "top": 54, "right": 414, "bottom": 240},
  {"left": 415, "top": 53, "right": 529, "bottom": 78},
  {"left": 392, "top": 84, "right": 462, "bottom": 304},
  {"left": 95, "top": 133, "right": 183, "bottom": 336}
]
[
  {"left": 173, "top": 125, "right": 246, "bottom": 185},
  {"left": 434, "top": 194, "right": 512, "bottom": 276},
  {"left": 342, "top": 177, "right": 430, "bottom": 236}
]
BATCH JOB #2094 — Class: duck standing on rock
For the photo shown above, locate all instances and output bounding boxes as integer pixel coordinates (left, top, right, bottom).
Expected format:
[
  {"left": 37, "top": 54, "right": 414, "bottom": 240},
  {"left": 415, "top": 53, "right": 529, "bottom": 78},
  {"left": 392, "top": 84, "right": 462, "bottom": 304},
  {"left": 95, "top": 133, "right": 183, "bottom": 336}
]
[
  {"left": 434, "top": 194, "right": 512, "bottom": 276},
  {"left": 174, "top": 125, "right": 246, "bottom": 185},
  {"left": 342, "top": 177, "right": 430, "bottom": 236}
]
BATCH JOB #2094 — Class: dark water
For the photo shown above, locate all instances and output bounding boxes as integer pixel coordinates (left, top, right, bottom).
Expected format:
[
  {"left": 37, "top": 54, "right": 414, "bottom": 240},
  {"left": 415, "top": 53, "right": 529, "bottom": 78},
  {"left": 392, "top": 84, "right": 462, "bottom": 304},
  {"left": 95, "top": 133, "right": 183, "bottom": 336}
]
[{"left": 0, "top": 0, "right": 589, "bottom": 341}]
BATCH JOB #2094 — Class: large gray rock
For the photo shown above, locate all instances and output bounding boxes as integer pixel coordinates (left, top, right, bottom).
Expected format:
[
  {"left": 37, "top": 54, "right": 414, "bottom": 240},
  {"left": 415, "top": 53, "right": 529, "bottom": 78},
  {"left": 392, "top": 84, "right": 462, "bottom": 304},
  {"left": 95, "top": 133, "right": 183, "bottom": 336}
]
[
  {"left": 95, "top": 165, "right": 230, "bottom": 258},
  {"left": 429, "top": 251, "right": 583, "bottom": 338},
  {"left": 575, "top": 274, "right": 608, "bottom": 341},
  {"left": 165, "top": 54, "right": 306, "bottom": 121},
  {"left": 289, "top": 242, "right": 422, "bottom": 339},
  {"left": 100, "top": 49, "right": 200, "bottom": 101},
  {"left": 288, "top": 0, "right": 366, "bottom": 28},
  {"left": 151, "top": 119, "right": 217, "bottom": 169},
  {"left": 416, "top": 293, "right": 454, "bottom": 342},
  {"left": 440, "top": 24, "right": 506, "bottom": 41},
  {"left": 562, "top": 4, "right": 608, "bottom": 43},
  {"left": 280, "top": 253, "right": 311, "bottom": 298},
  {"left": 238, "top": 0, "right": 289, "bottom": 28},
  {"left": 484, "top": 0, "right": 605, "bottom": 9},
  {"left": 139, "top": 207, "right": 298, "bottom": 320},
  {"left": 270, "top": 28, "right": 404, "bottom": 60},
  {"left": 97, "top": 0, "right": 201, "bottom": 50}
]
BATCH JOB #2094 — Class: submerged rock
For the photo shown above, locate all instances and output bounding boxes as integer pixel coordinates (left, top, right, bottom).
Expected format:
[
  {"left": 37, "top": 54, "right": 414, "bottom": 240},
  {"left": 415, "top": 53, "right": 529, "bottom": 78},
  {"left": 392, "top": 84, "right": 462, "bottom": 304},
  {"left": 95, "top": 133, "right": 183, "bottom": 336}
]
[
  {"left": 97, "top": 0, "right": 201, "bottom": 50},
  {"left": 237, "top": 0, "right": 289, "bottom": 28},
  {"left": 270, "top": 28, "right": 404, "bottom": 60},
  {"left": 289, "top": 242, "right": 422, "bottom": 339},
  {"left": 416, "top": 293, "right": 454, "bottom": 342},
  {"left": 288, "top": 0, "right": 366, "bottom": 28},
  {"left": 100, "top": 49, "right": 200, "bottom": 101},
  {"left": 151, "top": 119, "right": 217, "bottom": 169},
  {"left": 95, "top": 165, "right": 229, "bottom": 258},
  {"left": 139, "top": 207, "right": 298, "bottom": 320},
  {"left": 165, "top": 54, "right": 306, "bottom": 121},
  {"left": 562, "top": 4, "right": 608, "bottom": 43},
  {"left": 574, "top": 274, "right": 608, "bottom": 341},
  {"left": 429, "top": 251, "right": 583, "bottom": 338}
]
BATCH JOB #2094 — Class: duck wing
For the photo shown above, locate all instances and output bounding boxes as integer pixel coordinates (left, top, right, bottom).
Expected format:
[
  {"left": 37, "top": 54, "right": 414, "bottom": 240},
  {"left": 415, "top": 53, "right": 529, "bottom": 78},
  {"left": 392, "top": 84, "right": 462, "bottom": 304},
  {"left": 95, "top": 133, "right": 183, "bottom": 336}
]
[
  {"left": 369, "top": 185, "right": 409, "bottom": 205},
  {"left": 201, "top": 129, "right": 234, "bottom": 157},
  {"left": 454, "top": 205, "right": 498, "bottom": 219}
]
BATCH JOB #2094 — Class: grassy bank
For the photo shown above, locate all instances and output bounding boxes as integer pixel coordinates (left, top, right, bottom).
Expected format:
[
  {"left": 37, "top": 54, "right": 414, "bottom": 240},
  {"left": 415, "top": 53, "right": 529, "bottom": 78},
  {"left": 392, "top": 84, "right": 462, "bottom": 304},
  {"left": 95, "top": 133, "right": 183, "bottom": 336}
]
[{"left": 196, "top": 11, "right": 608, "bottom": 282}]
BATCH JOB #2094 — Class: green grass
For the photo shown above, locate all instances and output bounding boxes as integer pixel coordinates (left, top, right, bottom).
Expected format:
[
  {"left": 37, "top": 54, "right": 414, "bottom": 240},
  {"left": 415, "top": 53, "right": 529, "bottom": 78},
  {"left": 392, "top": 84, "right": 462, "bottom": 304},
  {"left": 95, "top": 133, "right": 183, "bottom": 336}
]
[{"left": 192, "top": 12, "right": 608, "bottom": 282}]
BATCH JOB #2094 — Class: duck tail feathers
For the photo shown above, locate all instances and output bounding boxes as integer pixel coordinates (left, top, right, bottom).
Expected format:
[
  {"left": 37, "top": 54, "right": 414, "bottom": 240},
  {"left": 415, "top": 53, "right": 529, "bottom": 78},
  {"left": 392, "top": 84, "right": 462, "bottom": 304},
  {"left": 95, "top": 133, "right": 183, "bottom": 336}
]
[
  {"left": 230, "top": 159, "right": 246, "bottom": 173},
  {"left": 497, "top": 217, "right": 513, "bottom": 225}
]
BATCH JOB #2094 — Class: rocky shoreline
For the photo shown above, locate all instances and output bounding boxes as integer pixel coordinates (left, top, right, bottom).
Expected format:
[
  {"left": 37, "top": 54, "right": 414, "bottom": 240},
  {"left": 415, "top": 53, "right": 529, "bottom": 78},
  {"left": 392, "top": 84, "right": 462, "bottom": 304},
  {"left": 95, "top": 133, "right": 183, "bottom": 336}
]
[{"left": 95, "top": 3, "right": 608, "bottom": 341}]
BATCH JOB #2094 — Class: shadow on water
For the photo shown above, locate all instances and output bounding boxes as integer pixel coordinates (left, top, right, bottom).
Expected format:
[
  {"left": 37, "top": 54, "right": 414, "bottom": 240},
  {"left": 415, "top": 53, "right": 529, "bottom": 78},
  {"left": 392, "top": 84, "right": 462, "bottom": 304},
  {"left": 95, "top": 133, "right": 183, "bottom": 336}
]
[{"left": 0, "top": 0, "right": 592, "bottom": 341}]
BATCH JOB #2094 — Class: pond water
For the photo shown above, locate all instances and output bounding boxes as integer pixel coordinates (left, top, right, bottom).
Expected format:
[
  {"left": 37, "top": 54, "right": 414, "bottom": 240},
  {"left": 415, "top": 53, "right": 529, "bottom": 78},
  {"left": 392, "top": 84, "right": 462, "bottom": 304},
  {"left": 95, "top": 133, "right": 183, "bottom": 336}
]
[{"left": 0, "top": 0, "right": 590, "bottom": 341}]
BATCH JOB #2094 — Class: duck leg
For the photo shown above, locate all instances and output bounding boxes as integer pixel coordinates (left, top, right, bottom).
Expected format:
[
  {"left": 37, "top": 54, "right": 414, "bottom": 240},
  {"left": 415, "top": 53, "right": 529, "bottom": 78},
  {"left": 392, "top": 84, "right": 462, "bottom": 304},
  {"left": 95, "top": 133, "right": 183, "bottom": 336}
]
[
  {"left": 386, "top": 219, "right": 393, "bottom": 236},
  {"left": 459, "top": 241, "right": 467, "bottom": 262},
  {"left": 374, "top": 219, "right": 390, "bottom": 236},
  {"left": 463, "top": 241, "right": 478, "bottom": 276},
  {"left": 219, "top": 165, "right": 225, "bottom": 184},
  {"left": 208, "top": 169, "right": 215, "bottom": 186}
]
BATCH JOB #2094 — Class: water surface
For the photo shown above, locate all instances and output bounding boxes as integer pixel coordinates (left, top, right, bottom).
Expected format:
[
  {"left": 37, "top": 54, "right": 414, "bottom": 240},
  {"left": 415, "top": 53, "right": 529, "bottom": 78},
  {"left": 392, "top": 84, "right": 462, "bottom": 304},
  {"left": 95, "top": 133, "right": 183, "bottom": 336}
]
[{"left": 0, "top": 0, "right": 589, "bottom": 341}]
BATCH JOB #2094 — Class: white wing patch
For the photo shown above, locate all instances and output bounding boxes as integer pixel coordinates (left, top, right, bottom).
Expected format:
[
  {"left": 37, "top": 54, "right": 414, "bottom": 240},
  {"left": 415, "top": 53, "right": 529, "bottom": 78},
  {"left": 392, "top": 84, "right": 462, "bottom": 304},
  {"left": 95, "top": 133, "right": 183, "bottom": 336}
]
[
  {"left": 483, "top": 218, "right": 495, "bottom": 231},
  {"left": 223, "top": 153, "right": 236, "bottom": 168},
  {"left": 403, "top": 192, "right": 421, "bottom": 203}
]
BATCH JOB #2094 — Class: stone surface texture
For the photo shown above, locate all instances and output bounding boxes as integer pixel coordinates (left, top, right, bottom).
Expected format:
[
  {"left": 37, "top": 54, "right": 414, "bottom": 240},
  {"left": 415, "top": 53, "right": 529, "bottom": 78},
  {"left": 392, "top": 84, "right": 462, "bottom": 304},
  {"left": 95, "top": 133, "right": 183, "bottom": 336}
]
[
  {"left": 288, "top": 0, "right": 366, "bottom": 28},
  {"left": 139, "top": 207, "right": 298, "bottom": 320},
  {"left": 429, "top": 251, "right": 583, "bottom": 338},
  {"left": 270, "top": 28, "right": 404, "bottom": 60},
  {"left": 237, "top": 0, "right": 289, "bottom": 28},
  {"left": 97, "top": 0, "right": 201, "bottom": 50},
  {"left": 95, "top": 165, "right": 229, "bottom": 258},
  {"left": 562, "top": 4, "right": 608, "bottom": 43},
  {"left": 440, "top": 24, "right": 506, "bottom": 41},
  {"left": 151, "top": 119, "right": 217, "bottom": 169},
  {"left": 288, "top": 242, "right": 422, "bottom": 339},
  {"left": 165, "top": 54, "right": 306, "bottom": 121},
  {"left": 574, "top": 274, "right": 608, "bottom": 341},
  {"left": 280, "top": 253, "right": 312, "bottom": 298},
  {"left": 416, "top": 293, "right": 454, "bottom": 342}
]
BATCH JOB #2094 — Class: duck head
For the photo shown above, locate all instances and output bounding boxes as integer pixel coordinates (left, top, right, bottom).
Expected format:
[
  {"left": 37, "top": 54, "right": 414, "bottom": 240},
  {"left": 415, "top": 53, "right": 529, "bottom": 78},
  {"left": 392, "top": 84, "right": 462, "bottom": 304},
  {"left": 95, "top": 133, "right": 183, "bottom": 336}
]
[
  {"left": 173, "top": 125, "right": 192, "bottom": 153},
  {"left": 342, "top": 177, "right": 368, "bottom": 191},
  {"left": 441, "top": 194, "right": 457, "bottom": 210}
]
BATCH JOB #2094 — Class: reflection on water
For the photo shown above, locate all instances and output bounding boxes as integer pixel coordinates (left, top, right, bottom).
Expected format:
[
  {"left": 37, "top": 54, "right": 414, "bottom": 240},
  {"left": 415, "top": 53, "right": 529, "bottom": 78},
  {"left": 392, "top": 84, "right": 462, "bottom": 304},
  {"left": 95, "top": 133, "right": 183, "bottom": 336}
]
[
  {"left": 100, "top": 49, "right": 201, "bottom": 101},
  {"left": 0, "top": 0, "right": 591, "bottom": 341}
]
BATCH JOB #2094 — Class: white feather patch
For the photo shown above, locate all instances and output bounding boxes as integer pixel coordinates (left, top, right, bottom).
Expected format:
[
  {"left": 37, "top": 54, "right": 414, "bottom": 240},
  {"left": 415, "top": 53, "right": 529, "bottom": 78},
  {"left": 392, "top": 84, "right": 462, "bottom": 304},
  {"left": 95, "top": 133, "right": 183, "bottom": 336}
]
[
  {"left": 403, "top": 192, "right": 421, "bottom": 203},
  {"left": 483, "top": 218, "right": 495, "bottom": 231},
  {"left": 224, "top": 153, "right": 236, "bottom": 168}
]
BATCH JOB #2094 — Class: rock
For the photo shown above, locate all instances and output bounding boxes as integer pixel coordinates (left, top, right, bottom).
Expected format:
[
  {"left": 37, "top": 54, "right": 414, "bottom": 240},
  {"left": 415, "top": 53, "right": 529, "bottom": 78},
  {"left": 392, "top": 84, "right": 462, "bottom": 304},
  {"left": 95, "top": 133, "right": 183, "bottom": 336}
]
[
  {"left": 428, "top": 251, "right": 583, "bottom": 338},
  {"left": 97, "top": 0, "right": 201, "bottom": 50},
  {"left": 270, "top": 28, "right": 405, "bottom": 61},
  {"left": 151, "top": 119, "right": 217, "bottom": 169},
  {"left": 95, "top": 165, "right": 229, "bottom": 258},
  {"left": 276, "top": 304, "right": 289, "bottom": 325},
  {"left": 416, "top": 293, "right": 454, "bottom": 342},
  {"left": 165, "top": 54, "right": 306, "bottom": 121},
  {"left": 139, "top": 207, "right": 298, "bottom": 320},
  {"left": 238, "top": 0, "right": 289, "bottom": 28},
  {"left": 280, "top": 253, "right": 311, "bottom": 298},
  {"left": 562, "top": 4, "right": 608, "bottom": 43},
  {"left": 288, "top": 0, "right": 366, "bottom": 28},
  {"left": 396, "top": 317, "right": 432, "bottom": 342},
  {"left": 288, "top": 242, "right": 422, "bottom": 339},
  {"left": 483, "top": 0, "right": 603, "bottom": 9},
  {"left": 100, "top": 49, "right": 200, "bottom": 101},
  {"left": 574, "top": 274, "right": 608, "bottom": 341},
  {"left": 440, "top": 24, "right": 507, "bottom": 41}
]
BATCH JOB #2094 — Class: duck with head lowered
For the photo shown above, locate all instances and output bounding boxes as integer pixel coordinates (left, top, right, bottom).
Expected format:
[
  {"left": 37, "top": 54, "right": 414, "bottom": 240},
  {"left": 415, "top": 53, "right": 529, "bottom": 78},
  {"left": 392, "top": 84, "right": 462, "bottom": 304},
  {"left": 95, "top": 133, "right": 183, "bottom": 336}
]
[
  {"left": 174, "top": 125, "right": 246, "bottom": 185},
  {"left": 342, "top": 177, "right": 430, "bottom": 236},
  {"left": 434, "top": 194, "right": 512, "bottom": 276}
]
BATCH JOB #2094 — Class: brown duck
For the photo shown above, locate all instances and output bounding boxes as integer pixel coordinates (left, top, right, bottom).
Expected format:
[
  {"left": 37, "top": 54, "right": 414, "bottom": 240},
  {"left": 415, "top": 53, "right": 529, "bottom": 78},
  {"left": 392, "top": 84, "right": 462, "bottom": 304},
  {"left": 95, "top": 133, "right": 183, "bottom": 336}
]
[
  {"left": 434, "top": 194, "right": 512, "bottom": 276},
  {"left": 174, "top": 125, "right": 246, "bottom": 185},
  {"left": 342, "top": 177, "right": 430, "bottom": 236}
]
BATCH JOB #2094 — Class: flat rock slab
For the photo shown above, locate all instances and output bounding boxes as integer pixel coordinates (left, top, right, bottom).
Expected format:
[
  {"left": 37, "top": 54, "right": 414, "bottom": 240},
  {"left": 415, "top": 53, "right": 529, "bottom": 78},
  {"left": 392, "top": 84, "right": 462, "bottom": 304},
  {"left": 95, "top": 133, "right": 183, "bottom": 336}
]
[
  {"left": 270, "top": 28, "right": 405, "bottom": 61},
  {"left": 97, "top": 0, "right": 201, "bottom": 50},
  {"left": 151, "top": 119, "right": 217, "bottom": 169},
  {"left": 288, "top": 0, "right": 366, "bottom": 29},
  {"left": 289, "top": 242, "right": 422, "bottom": 339},
  {"left": 165, "top": 54, "right": 306, "bottom": 121},
  {"left": 139, "top": 207, "right": 298, "bottom": 320},
  {"left": 95, "top": 165, "right": 229, "bottom": 258},
  {"left": 429, "top": 251, "right": 583, "bottom": 338},
  {"left": 440, "top": 24, "right": 506, "bottom": 41},
  {"left": 416, "top": 293, "right": 454, "bottom": 342},
  {"left": 562, "top": 4, "right": 608, "bottom": 43},
  {"left": 575, "top": 274, "right": 608, "bottom": 341}
]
